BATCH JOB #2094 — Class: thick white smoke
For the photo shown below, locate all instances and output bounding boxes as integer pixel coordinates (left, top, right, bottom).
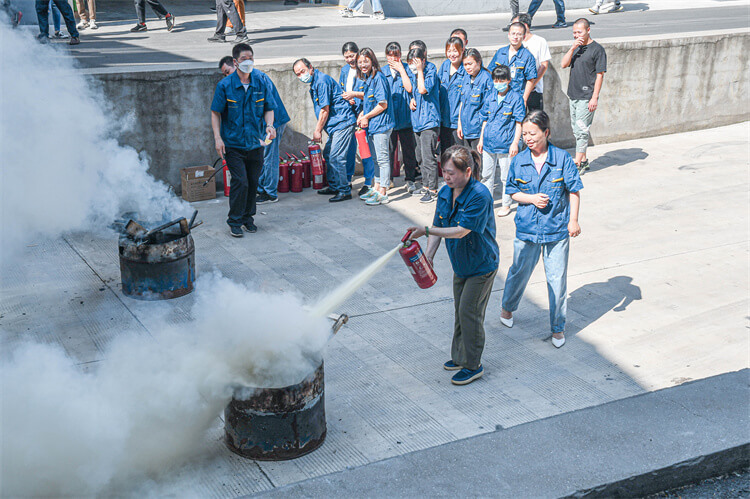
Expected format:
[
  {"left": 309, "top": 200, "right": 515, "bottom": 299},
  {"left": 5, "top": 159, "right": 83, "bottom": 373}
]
[
  {"left": 0, "top": 19, "right": 191, "bottom": 262},
  {"left": 0, "top": 273, "right": 330, "bottom": 496}
]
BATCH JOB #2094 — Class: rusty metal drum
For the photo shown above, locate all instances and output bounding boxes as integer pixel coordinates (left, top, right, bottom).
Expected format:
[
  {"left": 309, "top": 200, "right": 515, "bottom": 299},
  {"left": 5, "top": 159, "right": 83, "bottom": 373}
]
[
  {"left": 118, "top": 231, "right": 196, "bottom": 300},
  {"left": 224, "top": 361, "right": 327, "bottom": 460}
]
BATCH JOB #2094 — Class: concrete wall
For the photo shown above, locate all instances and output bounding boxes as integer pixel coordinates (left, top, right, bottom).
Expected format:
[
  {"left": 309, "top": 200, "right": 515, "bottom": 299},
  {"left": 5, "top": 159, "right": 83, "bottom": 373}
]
[
  {"left": 333, "top": 0, "right": 591, "bottom": 17},
  {"left": 88, "top": 30, "right": 750, "bottom": 191}
]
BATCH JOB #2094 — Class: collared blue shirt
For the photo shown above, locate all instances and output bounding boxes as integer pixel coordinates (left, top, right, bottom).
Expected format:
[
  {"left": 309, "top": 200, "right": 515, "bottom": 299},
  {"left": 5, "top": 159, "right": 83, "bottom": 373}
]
[
  {"left": 210, "top": 70, "right": 276, "bottom": 151},
  {"left": 458, "top": 69, "right": 494, "bottom": 140},
  {"left": 339, "top": 64, "right": 365, "bottom": 115},
  {"left": 408, "top": 61, "right": 441, "bottom": 132},
  {"left": 382, "top": 65, "right": 413, "bottom": 131},
  {"left": 310, "top": 69, "right": 356, "bottom": 134},
  {"left": 488, "top": 45, "right": 538, "bottom": 95},
  {"left": 361, "top": 71, "right": 395, "bottom": 135},
  {"left": 438, "top": 59, "right": 466, "bottom": 128},
  {"left": 256, "top": 69, "right": 290, "bottom": 128},
  {"left": 480, "top": 90, "right": 525, "bottom": 154},
  {"left": 433, "top": 176, "right": 499, "bottom": 278},
  {"left": 505, "top": 144, "right": 584, "bottom": 243}
]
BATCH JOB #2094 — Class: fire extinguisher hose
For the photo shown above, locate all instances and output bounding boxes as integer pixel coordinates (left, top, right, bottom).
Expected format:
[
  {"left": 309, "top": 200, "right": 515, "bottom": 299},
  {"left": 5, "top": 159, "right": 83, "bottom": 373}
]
[{"left": 202, "top": 157, "right": 224, "bottom": 186}]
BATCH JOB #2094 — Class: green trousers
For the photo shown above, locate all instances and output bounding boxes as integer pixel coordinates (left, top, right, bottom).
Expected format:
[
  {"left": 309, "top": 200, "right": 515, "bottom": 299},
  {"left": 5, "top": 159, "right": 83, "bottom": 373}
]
[{"left": 451, "top": 269, "right": 497, "bottom": 371}]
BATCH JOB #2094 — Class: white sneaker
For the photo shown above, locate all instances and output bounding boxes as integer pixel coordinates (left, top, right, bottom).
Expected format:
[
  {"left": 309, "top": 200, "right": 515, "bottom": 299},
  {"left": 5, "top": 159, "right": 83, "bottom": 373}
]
[
  {"left": 588, "top": 5, "right": 600, "bottom": 14},
  {"left": 500, "top": 316, "right": 513, "bottom": 328},
  {"left": 76, "top": 20, "right": 89, "bottom": 29},
  {"left": 373, "top": 11, "right": 385, "bottom": 20},
  {"left": 89, "top": 19, "right": 98, "bottom": 29},
  {"left": 225, "top": 27, "right": 235, "bottom": 35},
  {"left": 340, "top": 8, "right": 353, "bottom": 17},
  {"left": 551, "top": 334, "right": 565, "bottom": 348},
  {"left": 497, "top": 206, "right": 512, "bottom": 217}
]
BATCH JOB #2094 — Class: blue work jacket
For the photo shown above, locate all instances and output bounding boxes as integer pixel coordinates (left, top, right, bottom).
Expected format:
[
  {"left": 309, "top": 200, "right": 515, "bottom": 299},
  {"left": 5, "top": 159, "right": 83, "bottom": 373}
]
[
  {"left": 488, "top": 45, "right": 538, "bottom": 95},
  {"left": 438, "top": 59, "right": 466, "bottom": 129},
  {"left": 382, "top": 65, "right": 413, "bottom": 131},
  {"left": 433, "top": 176, "right": 499, "bottom": 279},
  {"left": 256, "top": 69, "right": 290, "bottom": 128},
  {"left": 480, "top": 90, "right": 526, "bottom": 154},
  {"left": 505, "top": 144, "right": 584, "bottom": 243},
  {"left": 211, "top": 70, "right": 277, "bottom": 151},
  {"left": 361, "top": 71, "right": 395, "bottom": 135},
  {"left": 408, "top": 61, "right": 441, "bottom": 132},
  {"left": 310, "top": 69, "right": 356, "bottom": 134},
  {"left": 339, "top": 63, "right": 365, "bottom": 116},
  {"left": 458, "top": 69, "right": 494, "bottom": 140}
]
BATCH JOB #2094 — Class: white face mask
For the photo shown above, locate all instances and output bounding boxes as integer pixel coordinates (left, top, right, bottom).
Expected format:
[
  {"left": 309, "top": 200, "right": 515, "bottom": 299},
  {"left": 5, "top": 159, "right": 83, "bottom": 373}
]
[{"left": 237, "top": 59, "right": 254, "bottom": 73}]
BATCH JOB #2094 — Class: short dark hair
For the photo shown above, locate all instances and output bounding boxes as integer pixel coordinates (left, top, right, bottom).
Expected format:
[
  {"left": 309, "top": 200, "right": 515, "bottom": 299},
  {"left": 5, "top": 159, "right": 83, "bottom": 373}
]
[
  {"left": 218, "top": 55, "right": 233, "bottom": 69},
  {"left": 441, "top": 145, "right": 481, "bottom": 181},
  {"left": 409, "top": 39, "right": 427, "bottom": 53},
  {"left": 522, "top": 109, "right": 551, "bottom": 134},
  {"left": 509, "top": 21, "right": 527, "bottom": 35},
  {"left": 450, "top": 28, "right": 467, "bottom": 40},
  {"left": 463, "top": 48, "right": 486, "bottom": 71},
  {"left": 232, "top": 43, "right": 253, "bottom": 60},
  {"left": 574, "top": 17, "right": 590, "bottom": 29},
  {"left": 356, "top": 47, "right": 381, "bottom": 79},
  {"left": 491, "top": 65, "right": 511, "bottom": 81},
  {"left": 342, "top": 41, "right": 359, "bottom": 55},
  {"left": 513, "top": 13, "right": 532, "bottom": 28},
  {"left": 385, "top": 41, "right": 401, "bottom": 57},
  {"left": 293, "top": 58, "right": 313, "bottom": 70},
  {"left": 406, "top": 47, "right": 426, "bottom": 63}
]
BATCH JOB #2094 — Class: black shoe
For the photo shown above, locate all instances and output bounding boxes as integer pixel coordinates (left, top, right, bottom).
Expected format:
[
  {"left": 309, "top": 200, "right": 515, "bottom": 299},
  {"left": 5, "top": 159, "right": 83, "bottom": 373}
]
[
  {"left": 329, "top": 193, "right": 352, "bottom": 202},
  {"left": 36, "top": 33, "right": 50, "bottom": 43},
  {"left": 210, "top": 6, "right": 216, "bottom": 11},
  {"left": 553, "top": 20, "right": 568, "bottom": 28},
  {"left": 419, "top": 190, "right": 434, "bottom": 203},
  {"left": 242, "top": 222, "right": 257, "bottom": 233},
  {"left": 502, "top": 22, "right": 511, "bottom": 32},
  {"left": 207, "top": 33, "right": 226, "bottom": 43},
  {"left": 233, "top": 34, "right": 249, "bottom": 44},
  {"left": 256, "top": 192, "right": 269, "bottom": 204},
  {"left": 229, "top": 226, "right": 243, "bottom": 237},
  {"left": 69, "top": 36, "right": 80, "bottom": 45},
  {"left": 318, "top": 187, "right": 337, "bottom": 195},
  {"left": 130, "top": 23, "right": 147, "bottom": 32},
  {"left": 283, "top": 0, "right": 299, "bottom": 4},
  {"left": 165, "top": 13, "right": 175, "bottom": 31},
  {"left": 358, "top": 185, "right": 371, "bottom": 196}
]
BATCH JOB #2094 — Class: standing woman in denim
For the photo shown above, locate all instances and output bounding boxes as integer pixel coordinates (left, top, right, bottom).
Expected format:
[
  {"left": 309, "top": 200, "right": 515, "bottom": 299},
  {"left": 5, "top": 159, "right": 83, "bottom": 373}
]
[
  {"left": 356, "top": 48, "right": 395, "bottom": 206},
  {"left": 456, "top": 48, "right": 493, "bottom": 153},
  {"left": 438, "top": 36, "right": 466, "bottom": 155},
  {"left": 500, "top": 110, "right": 583, "bottom": 348}
]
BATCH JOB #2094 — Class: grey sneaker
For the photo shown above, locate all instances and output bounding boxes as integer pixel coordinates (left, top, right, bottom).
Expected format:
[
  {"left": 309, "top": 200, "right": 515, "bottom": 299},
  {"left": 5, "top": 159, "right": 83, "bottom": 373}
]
[
  {"left": 419, "top": 190, "right": 434, "bottom": 203},
  {"left": 207, "top": 33, "right": 226, "bottom": 43},
  {"left": 406, "top": 180, "right": 416, "bottom": 194},
  {"left": 234, "top": 34, "right": 249, "bottom": 44},
  {"left": 53, "top": 30, "right": 69, "bottom": 39}
]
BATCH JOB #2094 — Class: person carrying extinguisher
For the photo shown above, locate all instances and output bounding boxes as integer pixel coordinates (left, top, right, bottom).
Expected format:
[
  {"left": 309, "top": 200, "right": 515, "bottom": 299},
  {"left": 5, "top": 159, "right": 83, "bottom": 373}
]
[
  {"left": 356, "top": 47, "right": 395, "bottom": 206},
  {"left": 406, "top": 145, "right": 498, "bottom": 386}
]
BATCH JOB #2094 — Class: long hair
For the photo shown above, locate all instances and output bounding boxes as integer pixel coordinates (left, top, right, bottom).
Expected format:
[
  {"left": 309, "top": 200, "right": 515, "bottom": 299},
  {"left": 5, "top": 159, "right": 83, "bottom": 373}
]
[
  {"left": 342, "top": 41, "right": 359, "bottom": 55},
  {"left": 441, "top": 145, "right": 481, "bottom": 181},
  {"left": 444, "top": 36, "right": 464, "bottom": 59},
  {"left": 356, "top": 47, "right": 381, "bottom": 80}
]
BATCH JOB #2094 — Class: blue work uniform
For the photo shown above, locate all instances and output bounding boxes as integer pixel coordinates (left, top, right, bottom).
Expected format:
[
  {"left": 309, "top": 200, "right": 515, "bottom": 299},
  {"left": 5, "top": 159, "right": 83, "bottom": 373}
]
[
  {"left": 505, "top": 143, "right": 583, "bottom": 243},
  {"left": 381, "top": 65, "right": 413, "bottom": 131},
  {"left": 256, "top": 69, "right": 291, "bottom": 198},
  {"left": 408, "top": 61, "right": 441, "bottom": 133},
  {"left": 361, "top": 71, "right": 395, "bottom": 135},
  {"left": 310, "top": 70, "right": 356, "bottom": 134},
  {"left": 480, "top": 90, "right": 526, "bottom": 154},
  {"left": 433, "top": 176, "right": 499, "bottom": 278},
  {"left": 488, "top": 45, "right": 538, "bottom": 96},
  {"left": 339, "top": 64, "right": 365, "bottom": 115},
  {"left": 438, "top": 59, "right": 466, "bottom": 129},
  {"left": 458, "top": 69, "right": 494, "bottom": 140},
  {"left": 211, "top": 69, "right": 276, "bottom": 151}
]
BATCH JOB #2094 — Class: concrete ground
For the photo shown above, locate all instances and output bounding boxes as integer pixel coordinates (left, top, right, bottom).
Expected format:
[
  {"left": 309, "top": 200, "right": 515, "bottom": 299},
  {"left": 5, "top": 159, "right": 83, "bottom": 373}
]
[
  {"left": 1, "top": 121, "right": 748, "bottom": 496},
  {"left": 19, "top": 0, "right": 750, "bottom": 71}
]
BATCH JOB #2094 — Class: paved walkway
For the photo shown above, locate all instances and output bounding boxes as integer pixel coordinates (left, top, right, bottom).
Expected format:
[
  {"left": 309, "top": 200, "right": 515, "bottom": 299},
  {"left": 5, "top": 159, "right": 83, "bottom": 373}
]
[
  {"left": 1, "top": 122, "right": 748, "bottom": 496},
  {"left": 17, "top": 0, "right": 750, "bottom": 70}
]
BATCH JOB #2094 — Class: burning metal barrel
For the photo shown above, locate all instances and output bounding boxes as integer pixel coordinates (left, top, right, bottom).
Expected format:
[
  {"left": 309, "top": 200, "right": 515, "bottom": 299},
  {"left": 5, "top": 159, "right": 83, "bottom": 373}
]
[
  {"left": 117, "top": 213, "right": 199, "bottom": 300},
  {"left": 224, "top": 314, "right": 348, "bottom": 461}
]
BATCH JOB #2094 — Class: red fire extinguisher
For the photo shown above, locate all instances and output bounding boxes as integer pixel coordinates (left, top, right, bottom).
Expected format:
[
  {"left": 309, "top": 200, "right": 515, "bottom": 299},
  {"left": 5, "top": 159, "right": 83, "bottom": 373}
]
[
  {"left": 299, "top": 150, "right": 311, "bottom": 188},
  {"left": 391, "top": 135, "right": 401, "bottom": 178},
  {"left": 436, "top": 138, "right": 443, "bottom": 178},
  {"left": 399, "top": 230, "right": 438, "bottom": 289},
  {"left": 308, "top": 141, "right": 326, "bottom": 190},
  {"left": 278, "top": 156, "right": 290, "bottom": 193},
  {"left": 355, "top": 128, "right": 371, "bottom": 159},
  {"left": 289, "top": 155, "right": 303, "bottom": 193},
  {"left": 222, "top": 159, "right": 231, "bottom": 197}
]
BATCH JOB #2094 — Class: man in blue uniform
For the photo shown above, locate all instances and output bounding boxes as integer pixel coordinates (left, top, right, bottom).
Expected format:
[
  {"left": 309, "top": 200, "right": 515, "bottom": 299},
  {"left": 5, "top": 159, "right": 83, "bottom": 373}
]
[
  {"left": 293, "top": 58, "right": 356, "bottom": 202},
  {"left": 211, "top": 43, "right": 276, "bottom": 238},
  {"left": 488, "top": 22, "right": 538, "bottom": 106}
]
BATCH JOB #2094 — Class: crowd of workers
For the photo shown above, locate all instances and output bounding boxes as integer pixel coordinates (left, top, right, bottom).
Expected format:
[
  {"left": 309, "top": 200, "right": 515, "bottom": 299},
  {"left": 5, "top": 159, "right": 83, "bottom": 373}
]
[{"left": 210, "top": 15, "right": 609, "bottom": 385}]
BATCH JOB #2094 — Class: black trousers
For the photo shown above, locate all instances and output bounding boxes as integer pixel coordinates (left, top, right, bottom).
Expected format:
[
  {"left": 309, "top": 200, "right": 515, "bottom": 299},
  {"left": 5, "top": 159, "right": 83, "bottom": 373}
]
[
  {"left": 389, "top": 127, "right": 418, "bottom": 182},
  {"left": 134, "top": 0, "right": 168, "bottom": 23},
  {"left": 440, "top": 126, "right": 463, "bottom": 157},
  {"left": 225, "top": 147, "right": 263, "bottom": 228},
  {"left": 527, "top": 91, "right": 544, "bottom": 112}
]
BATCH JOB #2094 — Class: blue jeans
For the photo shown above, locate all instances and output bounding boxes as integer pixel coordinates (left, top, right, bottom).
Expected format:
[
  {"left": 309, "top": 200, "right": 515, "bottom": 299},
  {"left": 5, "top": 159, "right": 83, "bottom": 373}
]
[
  {"left": 527, "top": 0, "right": 566, "bottom": 23},
  {"left": 257, "top": 123, "right": 286, "bottom": 198},
  {"left": 370, "top": 130, "right": 391, "bottom": 187},
  {"left": 347, "top": 0, "right": 382, "bottom": 12},
  {"left": 36, "top": 0, "right": 79, "bottom": 37},
  {"left": 49, "top": 0, "right": 61, "bottom": 31},
  {"left": 501, "top": 237, "right": 570, "bottom": 333},
  {"left": 346, "top": 136, "right": 375, "bottom": 186},
  {"left": 323, "top": 125, "right": 354, "bottom": 195}
]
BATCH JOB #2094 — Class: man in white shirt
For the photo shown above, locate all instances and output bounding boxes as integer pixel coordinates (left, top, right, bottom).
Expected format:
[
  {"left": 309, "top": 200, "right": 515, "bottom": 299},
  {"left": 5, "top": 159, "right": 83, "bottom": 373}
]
[{"left": 513, "top": 13, "right": 550, "bottom": 112}]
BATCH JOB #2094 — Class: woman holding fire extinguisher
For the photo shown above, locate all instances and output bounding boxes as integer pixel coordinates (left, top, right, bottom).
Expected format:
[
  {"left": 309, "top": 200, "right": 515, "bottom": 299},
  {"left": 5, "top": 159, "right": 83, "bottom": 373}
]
[
  {"left": 356, "top": 47, "right": 395, "bottom": 206},
  {"left": 406, "top": 145, "right": 498, "bottom": 385}
]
